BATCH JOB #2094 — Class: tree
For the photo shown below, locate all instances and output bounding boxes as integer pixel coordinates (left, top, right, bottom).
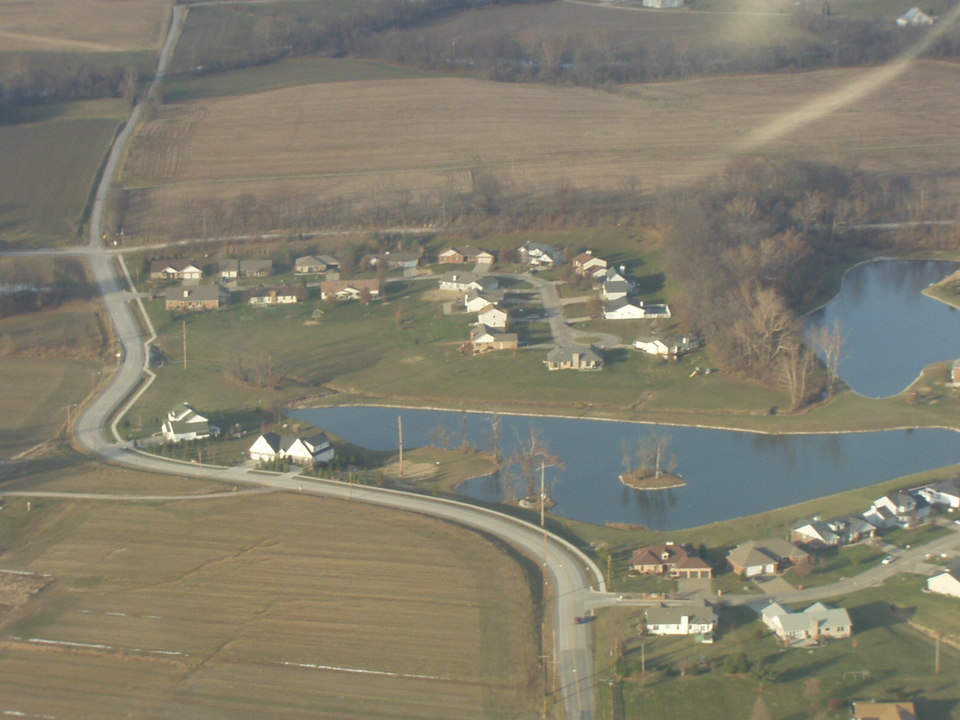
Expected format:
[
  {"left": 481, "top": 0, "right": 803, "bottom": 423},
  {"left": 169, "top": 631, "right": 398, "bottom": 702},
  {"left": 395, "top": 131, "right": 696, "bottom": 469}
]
[{"left": 811, "top": 320, "right": 844, "bottom": 399}]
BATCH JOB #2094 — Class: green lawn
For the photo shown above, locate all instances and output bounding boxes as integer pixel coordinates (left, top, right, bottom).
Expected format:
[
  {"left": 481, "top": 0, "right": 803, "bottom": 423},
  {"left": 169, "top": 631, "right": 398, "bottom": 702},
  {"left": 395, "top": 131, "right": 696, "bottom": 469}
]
[{"left": 0, "top": 100, "right": 126, "bottom": 246}]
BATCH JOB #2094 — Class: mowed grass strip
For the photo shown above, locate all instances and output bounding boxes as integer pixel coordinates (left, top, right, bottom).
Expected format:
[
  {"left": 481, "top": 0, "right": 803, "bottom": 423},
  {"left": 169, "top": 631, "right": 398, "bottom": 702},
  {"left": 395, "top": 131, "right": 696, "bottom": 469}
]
[
  {"left": 0, "top": 101, "right": 127, "bottom": 245},
  {"left": 0, "top": 493, "right": 539, "bottom": 719}
]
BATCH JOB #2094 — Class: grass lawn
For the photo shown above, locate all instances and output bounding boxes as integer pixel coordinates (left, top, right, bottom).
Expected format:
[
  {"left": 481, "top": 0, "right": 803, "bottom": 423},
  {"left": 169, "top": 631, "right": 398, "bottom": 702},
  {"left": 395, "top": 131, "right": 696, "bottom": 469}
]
[
  {"left": 0, "top": 99, "right": 127, "bottom": 246},
  {"left": 0, "top": 490, "right": 541, "bottom": 719}
]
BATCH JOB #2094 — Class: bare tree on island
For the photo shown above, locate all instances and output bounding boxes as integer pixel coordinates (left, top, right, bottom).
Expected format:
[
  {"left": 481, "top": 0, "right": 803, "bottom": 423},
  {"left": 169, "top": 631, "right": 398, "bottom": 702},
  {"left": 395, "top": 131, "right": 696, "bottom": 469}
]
[
  {"left": 509, "top": 427, "right": 563, "bottom": 503},
  {"left": 621, "top": 430, "right": 683, "bottom": 490}
]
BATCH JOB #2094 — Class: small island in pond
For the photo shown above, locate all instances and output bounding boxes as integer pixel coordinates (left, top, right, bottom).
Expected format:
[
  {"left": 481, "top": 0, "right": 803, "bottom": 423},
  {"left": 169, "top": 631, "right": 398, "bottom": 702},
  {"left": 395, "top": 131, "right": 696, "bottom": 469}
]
[
  {"left": 619, "top": 469, "right": 686, "bottom": 491},
  {"left": 620, "top": 431, "right": 686, "bottom": 491}
]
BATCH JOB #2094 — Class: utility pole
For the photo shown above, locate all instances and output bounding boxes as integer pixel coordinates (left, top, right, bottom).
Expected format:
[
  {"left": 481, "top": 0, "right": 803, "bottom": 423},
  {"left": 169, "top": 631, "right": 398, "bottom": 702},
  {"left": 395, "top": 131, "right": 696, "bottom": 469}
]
[
  {"left": 935, "top": 633, "right": 942, "bottom": 674},
  {"left": 182, "top": 319, "right": 187, "bottom": 369}
]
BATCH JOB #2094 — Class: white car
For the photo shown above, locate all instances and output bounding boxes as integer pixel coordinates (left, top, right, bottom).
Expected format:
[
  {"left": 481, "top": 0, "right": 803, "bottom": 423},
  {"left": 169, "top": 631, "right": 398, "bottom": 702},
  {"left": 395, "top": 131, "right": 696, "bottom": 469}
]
[{"left": 881, "top": 555, "right": 896, "bottom": 565}]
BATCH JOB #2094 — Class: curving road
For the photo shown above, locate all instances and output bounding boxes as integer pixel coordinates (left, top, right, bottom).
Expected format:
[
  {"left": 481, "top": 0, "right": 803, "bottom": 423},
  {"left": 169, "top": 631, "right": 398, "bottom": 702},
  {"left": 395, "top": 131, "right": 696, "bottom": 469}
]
[{"left": 58, "top": 6, "right": 608, "bottom": 718}]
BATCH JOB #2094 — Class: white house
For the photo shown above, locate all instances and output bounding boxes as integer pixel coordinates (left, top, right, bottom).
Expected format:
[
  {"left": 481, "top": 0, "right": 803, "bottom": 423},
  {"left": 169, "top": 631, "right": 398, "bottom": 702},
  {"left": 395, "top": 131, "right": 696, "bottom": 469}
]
[
  {"left": 573, "top": 251, "right": 607, "bottom": 276},
  {"left": 761, "top": 601, "right": 852, "bottom": 645},
  {"left": 601, "top": 279, "right": 630, "bottom": 302},
  {"left": 863, "top": 490, "right": 930, "bottom": 529},
  {"left": 918, "top": 477, "right": 960, "bottom": 509},
  {"left": 634, "top": 335, "right": 701, "bottom": 358},
  {"left": 438, "top": 272, "right": 499, "bottom": 294},
  {"left": 477, "top": 304, "right": 509, "bottom": 329},
  {"left": 248, "top": 432, "right": 335, "bottom": 467},
  {"left": 926, "top": 567, "right": 960, "bottom": 598},
  {"left": 161, "top": 403, "right": 216, "bottom": 442},
  {"left": 897, "top": 7, "right": 936, "bottom": 26},
  {"left": 464, "top": 291, "right": 498, "bottom": 313},
  {"left": 295, "top": 255, "right": 340, "bottom": 275},
  {"left": 642, "top": 600, "right": 715, "bottom": 638},
  {"left": 643, "top": 0, "right": 684, "bottom": 7},
  {"left": 518, "top": 241, "right": 561, "bottom": 267}
]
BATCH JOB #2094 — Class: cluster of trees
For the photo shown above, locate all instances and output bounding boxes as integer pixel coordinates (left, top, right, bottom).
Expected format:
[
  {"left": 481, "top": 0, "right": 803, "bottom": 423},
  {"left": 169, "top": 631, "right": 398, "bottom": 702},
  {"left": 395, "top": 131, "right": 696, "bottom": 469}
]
[
  {"left": 658, "top": 158, "right": 959, "bottom": 409},
  {"left": 0, "top": 61, "right": 138, "bottom": 126}
]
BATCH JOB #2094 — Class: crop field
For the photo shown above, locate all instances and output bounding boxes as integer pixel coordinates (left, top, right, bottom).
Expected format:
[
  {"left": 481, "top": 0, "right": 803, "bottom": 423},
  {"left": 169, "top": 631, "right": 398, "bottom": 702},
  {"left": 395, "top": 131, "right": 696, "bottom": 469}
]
[
  {"left": 0, "top": 0, "right": 170, "bottom": 53},
  {"left": 426, "top": 0, "right": 809, "bottom": 50},
  {"left": 0, "top": 358, "right": 99, "bottom": 459},
  {"left": 0, "top": 492, "right": 539, "bottom": 719},
  {"left": 122, "top": 60, "right": 960, "bottom": 239},
  {"left": 0, "top": 100, "right": 127, "bottom": 245}
]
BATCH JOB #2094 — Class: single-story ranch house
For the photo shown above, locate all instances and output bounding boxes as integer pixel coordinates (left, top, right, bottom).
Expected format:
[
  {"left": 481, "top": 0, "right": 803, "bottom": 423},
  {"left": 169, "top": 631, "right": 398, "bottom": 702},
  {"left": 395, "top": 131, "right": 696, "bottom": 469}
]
[
  {"left": 162, "top": 283, "right": 226, "bottom": 311},
  {"left": 248, "top": 285, "right": 308, "bottom": 305},
  {"left": 726, "top": 538, "right": 808, "bottom": 577},
  {"left": 320, "top": 278, "right": 382, "bottom": 301},
  {"left": 218, "top": 259, "right": 273, "bottom": 279},
  {"left": 149, "top": 259, "right": 202, "bottom": 281},
  {"left": 761, "top": 601, "right": 852, "bottom": 646},
  {"left": 295, "top": 255, "right": 340, "bottom": 275},
  {"left": 544, "top": 345, "right": 604, "bottom": 371},
  {"left": 631, "top": 543, "right": 713, "bottom": 579},
  {"left": 642, "top": 599, "right": 716, "bottom": 639},
  {"left": 438, "top": 246, "right": 496, "bottom": 264}
]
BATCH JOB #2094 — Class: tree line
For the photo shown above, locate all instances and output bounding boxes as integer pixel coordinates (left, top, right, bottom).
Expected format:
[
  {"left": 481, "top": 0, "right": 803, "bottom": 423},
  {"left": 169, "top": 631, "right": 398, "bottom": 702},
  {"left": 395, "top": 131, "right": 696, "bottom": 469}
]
[{"left": 657, "top": 157, "right": 959, "bottom": 409}]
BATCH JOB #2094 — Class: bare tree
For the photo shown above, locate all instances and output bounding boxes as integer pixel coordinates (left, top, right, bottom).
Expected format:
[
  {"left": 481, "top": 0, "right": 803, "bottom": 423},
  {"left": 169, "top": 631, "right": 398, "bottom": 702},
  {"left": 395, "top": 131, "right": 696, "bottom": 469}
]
[{"left": 810, "top": 319, "right": 844, "bottom": 399}]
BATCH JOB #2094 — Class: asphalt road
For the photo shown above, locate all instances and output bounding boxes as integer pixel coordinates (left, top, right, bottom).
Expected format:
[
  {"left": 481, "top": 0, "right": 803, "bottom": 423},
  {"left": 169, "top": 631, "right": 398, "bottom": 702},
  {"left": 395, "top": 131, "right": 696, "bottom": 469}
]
[{"left": 55, "top": 10, "right": 610, "bottom": 717}]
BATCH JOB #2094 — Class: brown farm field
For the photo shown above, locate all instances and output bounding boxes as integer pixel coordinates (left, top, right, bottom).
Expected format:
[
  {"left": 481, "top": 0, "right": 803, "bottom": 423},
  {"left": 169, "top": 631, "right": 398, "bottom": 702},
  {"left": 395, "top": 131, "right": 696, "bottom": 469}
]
[
  {"left": 122, "top": 60, "right": 960, "bottom": 239},
  {"left": 0, "top": 0, "right": 170, "bottom": 53},
  {"left": 0, "top": 492, "right": 540, "bottom": 719}
]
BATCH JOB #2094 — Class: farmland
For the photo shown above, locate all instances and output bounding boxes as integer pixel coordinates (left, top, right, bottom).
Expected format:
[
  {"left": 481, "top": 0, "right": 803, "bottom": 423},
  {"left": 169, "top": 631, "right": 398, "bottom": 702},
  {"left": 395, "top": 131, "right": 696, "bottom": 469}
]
[
  {"left": 0, "top": 491, "right": 540, "bottom": 719},
  {"left": 121, "top": 60, "right": 960, "bottom": 240},
  {"left": 0, "top": 0, "right": 169, "bottom": 53},
  {"left": 0, "top": 100, "right": 128, "bottom": 246}
]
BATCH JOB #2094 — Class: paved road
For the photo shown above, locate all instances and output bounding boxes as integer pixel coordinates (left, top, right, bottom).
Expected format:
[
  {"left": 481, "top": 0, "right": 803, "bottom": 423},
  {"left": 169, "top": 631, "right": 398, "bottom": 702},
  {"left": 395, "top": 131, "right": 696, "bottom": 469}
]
[{"left": 49, "top": 11, "right": 609, "bottom": 717}]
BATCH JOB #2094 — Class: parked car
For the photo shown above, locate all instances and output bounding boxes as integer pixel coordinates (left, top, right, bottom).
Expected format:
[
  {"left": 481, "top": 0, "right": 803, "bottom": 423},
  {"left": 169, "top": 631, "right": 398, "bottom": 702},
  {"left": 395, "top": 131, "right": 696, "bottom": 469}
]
[{"left": 881, "top": 555, "right": 896, "bottom": 565}]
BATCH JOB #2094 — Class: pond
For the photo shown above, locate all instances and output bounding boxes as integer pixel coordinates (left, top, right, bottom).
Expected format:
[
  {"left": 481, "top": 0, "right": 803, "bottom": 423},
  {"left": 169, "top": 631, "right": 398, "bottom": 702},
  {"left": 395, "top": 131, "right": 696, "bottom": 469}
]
[
  {"left": 806, "top": 259, "right": 960, "bottom": 397},
  {"left": 290, "top": 260, "right": 960, "bottom": 530},
  {"left": 290, "top": 405, "right": 958, "bottom": 530}
]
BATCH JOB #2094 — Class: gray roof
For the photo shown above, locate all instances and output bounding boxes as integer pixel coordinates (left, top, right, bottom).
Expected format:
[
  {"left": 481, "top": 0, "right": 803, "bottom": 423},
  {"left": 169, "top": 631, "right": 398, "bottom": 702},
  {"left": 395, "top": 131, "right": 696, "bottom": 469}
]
[{"left": 645, "top": 600, "right": 716, "bottom": 627}]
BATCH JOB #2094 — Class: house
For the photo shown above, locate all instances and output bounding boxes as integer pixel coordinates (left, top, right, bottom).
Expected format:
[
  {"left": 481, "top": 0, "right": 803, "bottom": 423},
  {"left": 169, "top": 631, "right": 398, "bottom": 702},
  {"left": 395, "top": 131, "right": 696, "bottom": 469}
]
[
  {"left": 631, "top": 542, "right": 713, "bottom": 579},
  {"left": 633, "top": 335, "right": 701, "bottom": 358},
  {"left": 918, "top": 476, "right": 960, "bottom": 509},
  {"left": 642, "top": 600, "right": 716, "bottom": 638},
  {"left": 149, "top": 259, "right": 203, "bottom": 281},
  {"left": 294, "top": 255, "right": 340, "bottom": 275},
  {"left": 726, "top": 538, "right": 808, "bottom": 577},
  {"left": 951, "top": 358, "right": 960, "bottom": 386},
  {"left": 438, "top": 246, "right": 495, "bottom": 264},
  {"left": 218, "top": 259, "right": 272, "bottom": 279},
  {"left": 320, "top": 278, "right": 382, "bottom": 301},
  {"left": 852, "top": 701, "right": 916, "bottom": 720},
  {"left": 364, "top": 251, "right": 421, "bottom": 271},
  {"left": 830, "top": 515, "right": 878, "bottom": 544},
  {"left": 477, "top": 304, "right": 509, "bottom": 329},
  {"left": 161, "top": 403, "right": 215, "bottom": 442},
  {"left": 469, "top": 324, "right": 519, "bottom": 353},
  {"left": 438, "top": 272, "right": 499, "bottom": 294},
  {"left": 248, "top": 285, "right": 308, "bottom": 305},
  {"left": 926, "top": 565, "right": 960, "bottom": 598},
  {"left": 464, "top": 290, "right": 503, "bottom": 313},
  {"left": 791, "top": 519, "right": 841, "bottom": 548},
  {"left": 518, "top": 241, "right": 560, "bottom": 267},
  {"left": 604, "top": 298, "right": 669, "bottom": 320},
  {"left": 544, "top": 345, "right": 603, "bottom": 371},
  {"left": 863, "top": 490, "right": 930, "bottom": 529},
  {"left": 572, "top": 251, "right": 607, "bottom": 277},
  {"left": 248, "top": 432, "right": 334, "bottom": 467},
  {"left": 162, "top": 283, "right": 225, "bottom": 311},
  {"left": 897, "top": 7, "right": 935, "bottom": 26},
  {"left": 601, "top": 279, "right": 630, "bottom": 302},
  {"left": 761, "top": 601, "right": 852, "bottom": 645}
]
